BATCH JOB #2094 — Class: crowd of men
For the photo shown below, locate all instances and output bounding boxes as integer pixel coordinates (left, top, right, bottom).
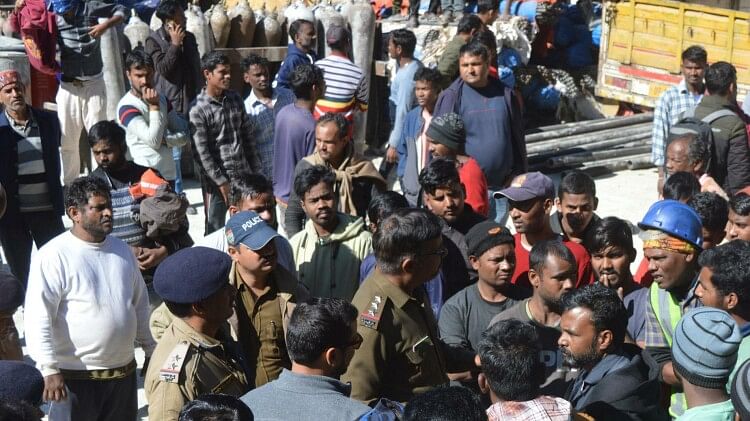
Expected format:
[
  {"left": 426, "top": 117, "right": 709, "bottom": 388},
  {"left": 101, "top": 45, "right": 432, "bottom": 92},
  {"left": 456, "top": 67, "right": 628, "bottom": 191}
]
[{"left": 4, "top": 0, "right": 750, "bottom": 419}]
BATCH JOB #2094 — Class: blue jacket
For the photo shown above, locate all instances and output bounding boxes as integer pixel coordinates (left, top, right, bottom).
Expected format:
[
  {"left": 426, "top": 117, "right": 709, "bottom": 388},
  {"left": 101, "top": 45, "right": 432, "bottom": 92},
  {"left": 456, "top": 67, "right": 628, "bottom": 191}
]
[
  {"left": 396, "top": 106, "right": 426, "bottom": 206},
  {"left": 0, "top": 108, "right": 64, "bottom": 226},
  {"left": 274, "top": 43, "right": 317, "bottom": 91},
  {"left": 434, "top": 77, "right": 527, "bottom": 187}
]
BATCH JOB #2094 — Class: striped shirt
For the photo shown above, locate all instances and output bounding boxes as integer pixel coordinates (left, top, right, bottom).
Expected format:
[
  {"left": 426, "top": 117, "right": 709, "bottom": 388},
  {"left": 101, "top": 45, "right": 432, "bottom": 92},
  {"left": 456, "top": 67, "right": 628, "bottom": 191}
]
[
  {"left": 91, "top": 164, "right": 149, "bottom": 246},
  {"left": 8, "top": 111, "right": 53, "bottom": 213},
  {"left": 314, "top": 54, "right": 368, "bottom": 120},
  {"left": 651, "top": 80, "right": 703, "bottom": 166}
]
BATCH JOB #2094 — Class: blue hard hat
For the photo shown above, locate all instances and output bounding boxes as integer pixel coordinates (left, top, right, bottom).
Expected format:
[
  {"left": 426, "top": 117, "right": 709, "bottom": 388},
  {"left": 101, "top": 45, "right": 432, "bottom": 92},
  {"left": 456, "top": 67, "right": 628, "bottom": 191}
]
[{"left": 637, "top": 200, "right": 703, "bottom": 249}]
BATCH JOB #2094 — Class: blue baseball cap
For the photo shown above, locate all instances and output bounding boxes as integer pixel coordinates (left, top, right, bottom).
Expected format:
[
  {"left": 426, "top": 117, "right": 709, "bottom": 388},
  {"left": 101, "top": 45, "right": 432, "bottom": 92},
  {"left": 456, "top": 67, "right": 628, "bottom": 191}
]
[
  {"left": 225, "top": 211, "right": 279, "bottom": 250},
  {"left": 495, "top": 172, "right": 555, "bottom": 201}
]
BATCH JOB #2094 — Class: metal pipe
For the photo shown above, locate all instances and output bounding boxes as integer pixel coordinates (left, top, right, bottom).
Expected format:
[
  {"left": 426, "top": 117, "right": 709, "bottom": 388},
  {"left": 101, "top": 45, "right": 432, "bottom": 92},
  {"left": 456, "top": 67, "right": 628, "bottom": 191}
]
[
  {"left": 528, "top": 131, "right": 651, "bottom": 157},
  {"left": 579, "top": 152, "right": 652, "bottom": 171},
  {"left": 545, "top": 144, "right": 652, "bottom": 168},
  {"left": 526, "top": 123, "right": 651, "bottom": 154},
  {"left": 628, "top": 155, "right": 655, "bottom": 170},
  {"left": 525, "top": 113, "right": 654, "bottom": 143},
  {"left": 529, "top": 136, "right": 650, "bottom": 164}
]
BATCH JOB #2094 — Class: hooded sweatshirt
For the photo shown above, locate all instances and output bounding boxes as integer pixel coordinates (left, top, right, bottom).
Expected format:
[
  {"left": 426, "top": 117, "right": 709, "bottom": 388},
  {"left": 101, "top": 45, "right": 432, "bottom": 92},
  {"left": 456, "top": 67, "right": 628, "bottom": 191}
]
[{"left": 290, "top": 213, "right": 372, "bottom": 301}]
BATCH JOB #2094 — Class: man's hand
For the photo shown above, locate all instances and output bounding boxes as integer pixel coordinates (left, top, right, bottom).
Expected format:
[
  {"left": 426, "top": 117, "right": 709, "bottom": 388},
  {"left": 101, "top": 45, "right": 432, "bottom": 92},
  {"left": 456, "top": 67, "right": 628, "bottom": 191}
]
[
  {"left": 142, "top": 87, "right": 160, "bottom": 109},
  {"left": 598, "top": 274, "right": 625, "bottom": 300},
  {"left": 385, "top": 146, "right": 399, "bottom": 164},
  {"left": 167, "top": 24, "right": 186, "bottom": 46},
  {"left": 700, "top": 175, "right": 729, "bottom": 200},
  {"left": 137, "top": 245, "right": 168, "bottom": 270},
  {"left": 43, "top": 374, "right": 67, "bottom": 402},
  {"left": 14, "top": 0, "right": 25, "bottom": 12},
  {"left": 88, "top": 22, "right": 110, "bottom": 38},
  {"left": 218, "top": 183, "right": 230, "bottom": 204}
]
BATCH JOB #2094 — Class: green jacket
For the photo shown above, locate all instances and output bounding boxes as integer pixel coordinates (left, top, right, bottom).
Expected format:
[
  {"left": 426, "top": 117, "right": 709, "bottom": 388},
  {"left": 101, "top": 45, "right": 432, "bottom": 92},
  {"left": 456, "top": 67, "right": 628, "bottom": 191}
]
[
  {"left": 290, "top": 213, "right": 372, "bottom": 300},
  {"left": 437, "top": 35, "right": 467, "bottom": 89}
]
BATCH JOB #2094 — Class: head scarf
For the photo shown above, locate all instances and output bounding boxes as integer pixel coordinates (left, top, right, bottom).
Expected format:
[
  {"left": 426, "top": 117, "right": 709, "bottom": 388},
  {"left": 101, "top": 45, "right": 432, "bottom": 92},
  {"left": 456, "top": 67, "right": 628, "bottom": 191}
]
[
  {"left": 640, "top": 229, "right": 697, "bottom": 254},
  {"left": 0, "top": 70, "right": 22, "bottom": 91}
]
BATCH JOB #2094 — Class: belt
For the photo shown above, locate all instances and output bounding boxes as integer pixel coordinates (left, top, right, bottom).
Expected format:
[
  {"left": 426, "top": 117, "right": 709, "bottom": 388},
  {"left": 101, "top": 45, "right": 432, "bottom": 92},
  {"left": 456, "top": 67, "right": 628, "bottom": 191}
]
[
  {"left": 60, "top": 359, "right": 137, "bottom": 381},
  {"left": 61, "top": 76, "right": 91, "bottom": 86}
]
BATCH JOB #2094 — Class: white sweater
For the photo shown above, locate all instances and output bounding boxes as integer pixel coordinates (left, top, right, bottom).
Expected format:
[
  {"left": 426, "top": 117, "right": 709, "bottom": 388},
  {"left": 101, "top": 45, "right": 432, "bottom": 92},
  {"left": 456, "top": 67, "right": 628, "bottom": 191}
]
[
  {"left": 25, "top": 230, "right": 157, "bottom": 377},
  {"left": 117, "top": 91, "right": 189, "bottom": 180}
]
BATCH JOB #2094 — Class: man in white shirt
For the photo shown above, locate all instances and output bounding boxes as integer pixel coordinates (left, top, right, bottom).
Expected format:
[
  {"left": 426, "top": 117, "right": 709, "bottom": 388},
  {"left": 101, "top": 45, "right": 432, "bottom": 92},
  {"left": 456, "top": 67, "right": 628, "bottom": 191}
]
[
  {"left": 117, "top": 48, "right": 189, "bottom": 183},
  {"left": 25, "top": 175, "right": 156, "bottom": 421}
]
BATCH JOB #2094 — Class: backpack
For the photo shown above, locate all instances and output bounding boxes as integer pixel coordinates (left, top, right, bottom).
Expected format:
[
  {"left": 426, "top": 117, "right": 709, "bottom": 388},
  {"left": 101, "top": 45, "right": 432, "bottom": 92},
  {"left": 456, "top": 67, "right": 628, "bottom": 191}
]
[{"left": 667, "top": 108, "right": 737, "bottom": 175}]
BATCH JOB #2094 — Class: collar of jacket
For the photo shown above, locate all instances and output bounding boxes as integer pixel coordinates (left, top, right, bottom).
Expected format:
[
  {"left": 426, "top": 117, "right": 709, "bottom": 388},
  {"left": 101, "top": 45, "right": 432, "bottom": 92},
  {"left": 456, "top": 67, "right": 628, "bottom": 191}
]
[{"left": 699, "top": 94, "right": 735, "bottom": 109}]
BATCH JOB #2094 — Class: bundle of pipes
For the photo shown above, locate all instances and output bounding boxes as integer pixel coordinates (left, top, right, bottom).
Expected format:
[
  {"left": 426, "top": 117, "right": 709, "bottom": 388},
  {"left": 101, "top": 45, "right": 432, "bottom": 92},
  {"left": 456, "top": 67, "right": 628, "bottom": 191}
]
[{"left": 526, "top": 114, "right": 655, "bottom": 175}]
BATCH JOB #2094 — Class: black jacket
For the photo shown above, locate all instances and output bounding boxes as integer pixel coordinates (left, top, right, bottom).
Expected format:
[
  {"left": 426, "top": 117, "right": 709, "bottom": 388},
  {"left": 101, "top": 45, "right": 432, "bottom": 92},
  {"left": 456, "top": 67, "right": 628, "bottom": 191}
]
[
  {"left": 145, "top": 27, "right": 203, "bottom": 116},
  {"left": 693, "top": 94, "right": 750, "bottom": 194},
  {"left": 0, "top": 107, "right": 64, "bottom": 226},
  {"left": 567, "top": 344, "right": 668, "bottom": 421}
]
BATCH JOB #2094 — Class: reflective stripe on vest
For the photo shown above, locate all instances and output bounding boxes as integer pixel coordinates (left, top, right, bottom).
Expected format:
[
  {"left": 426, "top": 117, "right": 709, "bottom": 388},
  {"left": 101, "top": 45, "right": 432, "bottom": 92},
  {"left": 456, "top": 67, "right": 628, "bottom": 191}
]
[{"left": 649, "top": 282, "right": 687, "bottom": 417}]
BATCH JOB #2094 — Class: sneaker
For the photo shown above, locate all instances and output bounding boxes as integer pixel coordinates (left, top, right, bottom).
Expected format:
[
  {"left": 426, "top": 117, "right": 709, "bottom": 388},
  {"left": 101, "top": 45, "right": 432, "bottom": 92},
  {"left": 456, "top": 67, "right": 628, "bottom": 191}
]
[
  {"left": 407, "top": 14, "right": 419, "bottom": 28},
  {"left": 386, "top": 13, "right": 407, "bottom": 21},
  {"left": 440, "top": 10, "right": 453, "bottom": 25},
  {"left": 186, "top": 206, "right": 198, "bottom": 215}
]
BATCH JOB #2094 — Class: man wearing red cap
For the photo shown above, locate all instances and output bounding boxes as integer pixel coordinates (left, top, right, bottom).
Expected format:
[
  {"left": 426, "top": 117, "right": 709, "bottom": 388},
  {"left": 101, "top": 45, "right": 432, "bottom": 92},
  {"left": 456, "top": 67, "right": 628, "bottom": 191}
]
[{"left": 0, "top": 69, "right": 65, "bottom": 289}]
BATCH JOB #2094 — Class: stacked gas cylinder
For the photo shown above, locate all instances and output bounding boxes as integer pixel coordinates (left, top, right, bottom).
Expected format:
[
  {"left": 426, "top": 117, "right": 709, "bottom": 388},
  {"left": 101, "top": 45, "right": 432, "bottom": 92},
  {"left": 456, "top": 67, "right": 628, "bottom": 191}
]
[{"left": 122, "top": 0, "right": 375, "bottom": 62}]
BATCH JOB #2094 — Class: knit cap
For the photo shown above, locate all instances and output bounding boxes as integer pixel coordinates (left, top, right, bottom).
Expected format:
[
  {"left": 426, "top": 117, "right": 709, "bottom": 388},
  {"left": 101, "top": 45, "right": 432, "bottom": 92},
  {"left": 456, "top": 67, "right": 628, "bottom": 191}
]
[
  {"left": 425, "top": 113, "right": 466, "bottom": 151},
  {"left": 465, "top": 221, "right": 514, "bottom": 258},
  {"left": 672, "top": 307, "right": 741, "bottom": 389},
  {"left": 732, "top": 358, "right": 750, "bottom": 420}
]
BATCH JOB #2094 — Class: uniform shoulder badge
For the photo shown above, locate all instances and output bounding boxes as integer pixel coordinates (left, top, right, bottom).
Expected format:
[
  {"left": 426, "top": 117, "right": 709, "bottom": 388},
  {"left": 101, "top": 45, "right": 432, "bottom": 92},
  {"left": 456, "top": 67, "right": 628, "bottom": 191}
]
[
  {"left": 360, "top": 295, "right": 385, "bottom": 330},
  {"left": 159, "top": 341, "right": 191, "bottom": 384}
]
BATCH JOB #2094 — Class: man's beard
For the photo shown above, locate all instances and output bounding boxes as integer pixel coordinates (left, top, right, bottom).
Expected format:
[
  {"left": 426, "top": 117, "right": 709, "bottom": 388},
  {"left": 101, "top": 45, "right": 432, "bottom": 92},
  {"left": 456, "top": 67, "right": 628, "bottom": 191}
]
[
  {"left": 561, "top": 338, "right": 602, "bottom": 369},
  {"left": 542, "top": 291, "right": 568, "bottom": 314}
]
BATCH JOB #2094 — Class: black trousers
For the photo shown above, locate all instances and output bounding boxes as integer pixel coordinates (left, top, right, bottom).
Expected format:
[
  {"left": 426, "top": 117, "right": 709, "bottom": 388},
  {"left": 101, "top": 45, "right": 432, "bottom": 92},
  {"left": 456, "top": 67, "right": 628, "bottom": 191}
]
[
  {"left": 200, "top": 175, "right": 228, "bottom": 236},
  {"left": 0, "top": 210, "right": 64, "bottom": 288},
  {"left": 49, "top": 372, "right": 137, "bottom": 421}
]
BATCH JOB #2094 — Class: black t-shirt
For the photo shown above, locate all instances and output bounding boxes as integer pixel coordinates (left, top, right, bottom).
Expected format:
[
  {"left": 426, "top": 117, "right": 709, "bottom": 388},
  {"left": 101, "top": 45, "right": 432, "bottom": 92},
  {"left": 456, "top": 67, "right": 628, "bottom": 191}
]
[{"left": 490, "top": 299, "right": 576, "bottom": 397}]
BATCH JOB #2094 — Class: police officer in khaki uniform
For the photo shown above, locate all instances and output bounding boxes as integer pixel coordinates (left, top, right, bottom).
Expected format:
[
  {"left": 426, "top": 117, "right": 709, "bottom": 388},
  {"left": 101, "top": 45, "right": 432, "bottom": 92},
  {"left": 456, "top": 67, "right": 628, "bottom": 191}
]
[
  {"left": 149, "top": 210, "right": 310, "bottom": 388},
  {"left": 145, "top": 246, "right": 250, "bottom": 421},
  {"left": 342, "top": 208, "right": 475, "bottom": 404}
]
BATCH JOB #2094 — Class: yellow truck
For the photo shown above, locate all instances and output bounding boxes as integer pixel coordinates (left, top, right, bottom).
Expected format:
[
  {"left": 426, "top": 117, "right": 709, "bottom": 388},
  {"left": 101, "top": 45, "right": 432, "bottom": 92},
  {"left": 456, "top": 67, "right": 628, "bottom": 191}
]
[{"left": 596, "top": 0, "right": 750, "bottom": 107}]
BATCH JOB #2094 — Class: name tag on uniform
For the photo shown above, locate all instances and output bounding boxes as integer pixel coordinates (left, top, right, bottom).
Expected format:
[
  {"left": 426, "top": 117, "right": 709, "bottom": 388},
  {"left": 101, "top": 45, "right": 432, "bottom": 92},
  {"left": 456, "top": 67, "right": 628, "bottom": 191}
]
[{"left": 159, "top": 341, "right": 190, "bottom": 383}]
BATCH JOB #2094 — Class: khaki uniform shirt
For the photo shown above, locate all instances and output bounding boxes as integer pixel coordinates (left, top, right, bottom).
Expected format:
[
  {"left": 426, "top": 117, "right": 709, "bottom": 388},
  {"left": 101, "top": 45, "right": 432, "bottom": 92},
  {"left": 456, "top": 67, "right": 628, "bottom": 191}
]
[
  {"left": 145, "top": 317, "right": 250, "bottom": 421},
  {"left": 342, "top": 270, "right": 449, "bottom": 404},
  {"left": 230, "top": 264, "right": 291, "bottom": 387}
]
